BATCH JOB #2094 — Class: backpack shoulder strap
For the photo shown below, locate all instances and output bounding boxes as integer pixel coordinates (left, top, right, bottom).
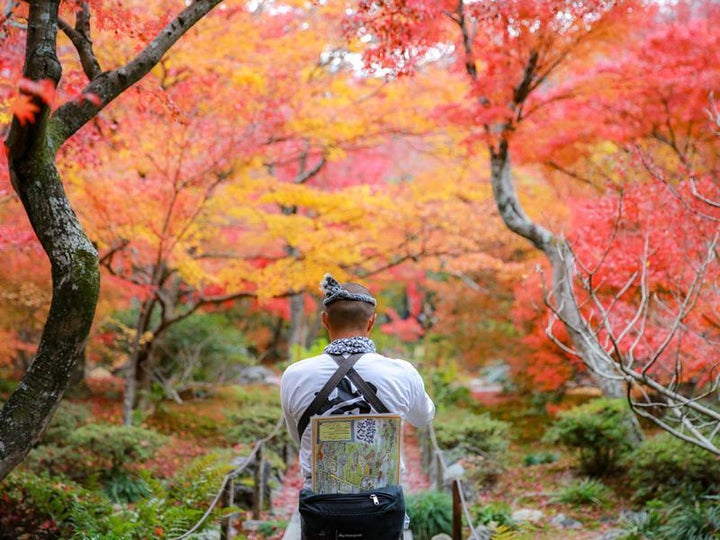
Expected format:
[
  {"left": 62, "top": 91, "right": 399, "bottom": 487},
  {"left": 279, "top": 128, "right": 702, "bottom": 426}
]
[
  {"left": 328, "top": 353, "right": 390, "bottom": 414},
  {"left": 297, "top": 353, "right": 364, "bottom": 439},
  {"left": 345, "top": 369, "right": 390, "bottom": 414}
]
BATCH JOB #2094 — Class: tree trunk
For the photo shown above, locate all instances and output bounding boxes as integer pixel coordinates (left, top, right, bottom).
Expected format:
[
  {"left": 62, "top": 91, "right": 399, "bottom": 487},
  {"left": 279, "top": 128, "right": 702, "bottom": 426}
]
[
  {"left": 123, "top": 298, "right": 155, "bottom": 425},
  {"left": 489, "top": 141, "right": 643, "bottom": 443},
  {"left": 288, "top": 292, "right": 306, "bottom": 359},
  {"left": 0, "top": 2, "right": 100, "bottom": 482},
  {"left": 489, "top": 141, "right": 628, "bottom": 398}
]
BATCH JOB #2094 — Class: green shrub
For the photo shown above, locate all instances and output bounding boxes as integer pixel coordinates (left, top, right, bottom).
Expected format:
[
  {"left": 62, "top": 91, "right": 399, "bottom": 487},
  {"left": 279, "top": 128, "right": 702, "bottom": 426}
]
[
  {"left": 9, "top": 453, "right": 235, "bottom": 539},
  {"left": 434, "top": 413, "right": 510, "bottom": 457},
  {"left": 657, "top": 499, "right": 720, "bottom": 540},
  {"left": 1, "top": 470, "right": 105, "bottom": 538},
  {"left": 66, "top": 423, "right": 168, "bottom": 471},
  {"left": 623, "top": 432, "right": 720, "bottom": 502},
  {"left": 471, "top": 501, "right": 516, "bottom": 529},
  {"left": 435, "top": 413, "right": 510, "bottom": 488},
  {"left": 523, "top": 451, "right": 558, "bottom": 466},
  {"left": 405, "top": 491, "right": 452, "bottom": 540},
  {"left": 615, "top": 503, "right": 665, "bottom": 540},
  {"left": 103, "top": 469, "right": 153, "bottom": 503},
  {"left": 542, "top": 398, "right": 636, "bottom": 476},
  {"left": 427, "top": 364, "right": 475, "bottom": 409},
  {"left": 26, "top": 444, "right": 78, "bottom": 478},
  {"left": 42, "top": 400, "right": 92, "bottom": 444},
  {"left": 226, "top": 402, "right": 291, "bottom": 454},
  {"left": 149, "top": 401, "right": 232, "bottom": 441},
  {"left": 552, "top": 478, "right": 612, "bottom": 507},
  {"left": 27, "top": 423, "right": 169, "bottom": 501},
  {"left": 153, "top": 311, "right": 254, "bottom": 386},
  {"left": 460, "top": 454, "right": 506, "bottom": 490}
]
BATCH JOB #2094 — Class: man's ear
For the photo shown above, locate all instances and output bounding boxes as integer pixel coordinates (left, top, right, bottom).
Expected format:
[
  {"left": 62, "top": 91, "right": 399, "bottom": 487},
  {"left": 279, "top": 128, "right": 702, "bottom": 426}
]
[
  {"left": 321, "top": 311, "right": 330, "bottom": 330},
  {"left": 366, "top": 312, "right": 377, "bottom": 333}
]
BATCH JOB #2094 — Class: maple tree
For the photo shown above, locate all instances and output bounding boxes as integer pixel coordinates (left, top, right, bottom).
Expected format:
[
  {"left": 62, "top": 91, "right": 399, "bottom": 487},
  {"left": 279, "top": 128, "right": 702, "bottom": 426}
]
[
  {"left": 347, "top": 0, "right": 645, "bottom": 398},
  {"left": 0, "top": 0, "right": 229, "bottom": 481},
  {"left": 52, "top": 2, "right": 485, "bottom": 423},
  {"left": 348, "top": 0, "right": 720, "bottom": 453},
  {"left": 492, "top": 2, "right": 720, "bottom": 451}
]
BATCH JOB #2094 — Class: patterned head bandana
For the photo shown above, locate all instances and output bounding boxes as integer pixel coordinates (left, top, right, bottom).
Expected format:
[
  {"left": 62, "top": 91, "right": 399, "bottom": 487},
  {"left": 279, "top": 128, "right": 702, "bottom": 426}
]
[{"left": 320, "top": 273, "right": 377, "bottom": 307}]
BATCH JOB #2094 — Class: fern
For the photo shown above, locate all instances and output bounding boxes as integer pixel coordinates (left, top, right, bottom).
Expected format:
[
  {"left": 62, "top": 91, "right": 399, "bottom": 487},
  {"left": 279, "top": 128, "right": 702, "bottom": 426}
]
[{"left": 491, "top": 524, "right": 520, "bottom": 539}]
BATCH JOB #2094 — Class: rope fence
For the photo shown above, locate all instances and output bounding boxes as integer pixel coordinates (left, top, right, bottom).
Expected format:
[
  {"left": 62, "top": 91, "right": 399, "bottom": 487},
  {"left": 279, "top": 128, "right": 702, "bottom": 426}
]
[
  {"left": 424, "top": 423, "right": 479, "bottom": 540},
  {"left": 167, "top": 415, "right": 481, "bottom": 540},
  {"left": 170, "top": 416, "right": 287, "bottom": 540}
]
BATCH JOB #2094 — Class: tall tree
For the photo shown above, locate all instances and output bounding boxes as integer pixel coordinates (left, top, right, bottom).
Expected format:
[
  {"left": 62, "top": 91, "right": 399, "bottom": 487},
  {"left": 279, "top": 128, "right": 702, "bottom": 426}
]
[
  {"left": 0, "top": 0, "right": 225, "bottom": 481},
  {"left": 348, "top": 0, "right": 644, "bottom": 400},
  {"left": 517, "top": 2, "right": 720, "bottom": 452}
]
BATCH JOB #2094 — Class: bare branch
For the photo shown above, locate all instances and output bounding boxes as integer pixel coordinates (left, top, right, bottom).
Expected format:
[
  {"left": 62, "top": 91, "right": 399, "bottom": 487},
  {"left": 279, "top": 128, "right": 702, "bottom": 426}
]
[{"left": 57, "top": 3, "right": 102, "bottom": 80}]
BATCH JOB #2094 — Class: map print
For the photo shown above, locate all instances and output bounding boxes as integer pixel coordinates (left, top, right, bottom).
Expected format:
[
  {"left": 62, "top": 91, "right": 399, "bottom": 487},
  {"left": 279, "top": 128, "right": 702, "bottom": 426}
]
[{"left": 311, "top": 414, "right": 402, "bottom": 494}]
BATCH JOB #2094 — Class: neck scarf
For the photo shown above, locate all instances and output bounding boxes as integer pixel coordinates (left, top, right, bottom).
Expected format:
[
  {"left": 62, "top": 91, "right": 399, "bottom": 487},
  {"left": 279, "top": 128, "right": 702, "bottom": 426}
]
[{"left": 324, "top": 337, "right": 376, "bottom": 355}]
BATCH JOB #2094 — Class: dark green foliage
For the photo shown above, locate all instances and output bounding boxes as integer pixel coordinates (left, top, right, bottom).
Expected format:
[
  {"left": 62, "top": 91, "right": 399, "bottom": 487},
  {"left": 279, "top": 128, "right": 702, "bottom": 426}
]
[
  {"left": 615, "top": 504, "right": 664, "bottom": 540},
  {"left": 434, "top": 412, "right": 511, "bottom": 488},
  {"left": 66, "top": 423, "right": 168, "bottom": 470},
  {"left": 153, "top": 311, "right": 254, "bottom": 385},
  {"left": 102, "top": 309, "right": 254, "bottom": 402},
  {"left": 542, "top": 398, "right": 636, "bottom": 477},
  {"left": 405, "top": 491, "right": 453, "bottom": 540},
  {"left": 657, "top": 499, "right": 720, "bottom": 540},
  {"left": 434, "top": 413, "right": 510, "bottom": 456},
  {"left": 552, "top": 478, "right": 612, "bottom": 507},
  {"left": 523, "top": 451, "right": 558, "bottom": 466},
  {"left": 4, "top": 453, "right": 234, "bottom": 539},
  {"left": 149, "top": 401, "right": 233, "bottom": 441},
  {"left": 620, "top": 498, "right": 720, "bottom": 540},
  {"left": 103, "top": 469, "right": 152, "bottom": 503},
  {"left": 226, "top": 401, "right": 291, "bottom": 455},
  {"left": 0, "top": 377, "right": 18, "bottom": 399},
  {"left": 1, "top": 471, "right": 105, "bottom": 538},
  {"left": 41, "top": 400, "right": 92, "bottom": 444},
  {"left": 623, "top": 432, "right": 720, "bottom": 503},
  {"left": 427, "top": 364, "right": 475, "bottom": 409},
  {"left": 471, "top": 501, "right": 516, "bottom": 529},
  {"left": 26, "top": 423, "right": 168, "bottom": 503}
]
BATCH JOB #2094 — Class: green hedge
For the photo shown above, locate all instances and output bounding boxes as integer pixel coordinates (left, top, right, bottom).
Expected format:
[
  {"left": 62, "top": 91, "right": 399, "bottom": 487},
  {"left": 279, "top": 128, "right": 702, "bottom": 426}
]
[
  {"left": 624, "top": 432, "right": 720, "bottom": 502},
  {"left": 542, "top": 398, "right": 636, "bottom": 477}
]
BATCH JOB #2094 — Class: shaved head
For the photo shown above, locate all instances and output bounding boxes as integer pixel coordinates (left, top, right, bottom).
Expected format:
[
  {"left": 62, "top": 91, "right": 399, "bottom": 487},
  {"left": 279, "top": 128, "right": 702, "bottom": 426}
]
[{"left": 324, "top": 282, "right": 376, "bottom": 334}]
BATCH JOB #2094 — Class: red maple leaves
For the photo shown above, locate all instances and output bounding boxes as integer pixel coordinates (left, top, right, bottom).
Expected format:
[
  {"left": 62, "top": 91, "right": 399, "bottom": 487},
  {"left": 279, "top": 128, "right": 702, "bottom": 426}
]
[{"left": 10, "top": 78, "right": 56, "bottom": 126}]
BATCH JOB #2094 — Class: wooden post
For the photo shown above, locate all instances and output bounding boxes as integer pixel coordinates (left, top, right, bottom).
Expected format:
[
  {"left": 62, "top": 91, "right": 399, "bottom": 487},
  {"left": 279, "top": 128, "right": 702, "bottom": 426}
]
[
  {"left": 452, "top": 479, "right": 462, "bottom": 540},
  {"left": 435, "top": 452, "right": 443, "bottom": 491},
  {"left": 220, "top": 476, "right": 235, "bottom": 540},
  {"left": 421, "top": 427, "right": 431, "bottom": 470},
  {"left": 253, "top": 443, "right": 265, "bottom": 519}
]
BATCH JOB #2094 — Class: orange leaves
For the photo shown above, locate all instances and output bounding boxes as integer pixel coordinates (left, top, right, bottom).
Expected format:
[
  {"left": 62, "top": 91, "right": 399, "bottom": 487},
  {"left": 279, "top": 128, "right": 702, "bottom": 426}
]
[
  {"left": 9, "top": 94, "right": 40, "bottom": 126},
  {"left": 18, "top": 78, "right": 56, "bottom": 105},
  {"left": 9, "top": 78, "right": 56, "bottom": 126}
]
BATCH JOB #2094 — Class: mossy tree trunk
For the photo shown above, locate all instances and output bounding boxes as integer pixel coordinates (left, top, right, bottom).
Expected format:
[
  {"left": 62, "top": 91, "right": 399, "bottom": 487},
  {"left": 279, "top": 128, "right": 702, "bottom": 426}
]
[{"left": 0, "top": 0, "right": 224, "bottom": 482}]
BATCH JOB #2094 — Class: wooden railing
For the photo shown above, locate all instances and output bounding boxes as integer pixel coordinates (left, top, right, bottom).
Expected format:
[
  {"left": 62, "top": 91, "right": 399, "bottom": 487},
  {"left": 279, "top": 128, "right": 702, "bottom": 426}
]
[
  {"left": 170, "top": 416, "right": 288, "bottom": 540},
  {"left": 419, "top": 423, "right": 479, "bottom": 540},
  {"left": 168, "top": 417, "right": 480, "bottom": 540}
]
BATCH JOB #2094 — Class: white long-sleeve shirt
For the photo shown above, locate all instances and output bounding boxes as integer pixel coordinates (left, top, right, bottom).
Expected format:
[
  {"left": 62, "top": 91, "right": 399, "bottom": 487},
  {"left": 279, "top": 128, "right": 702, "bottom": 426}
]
[{"left": 280, "top": 351, "right": 436, "bottom": 487}]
